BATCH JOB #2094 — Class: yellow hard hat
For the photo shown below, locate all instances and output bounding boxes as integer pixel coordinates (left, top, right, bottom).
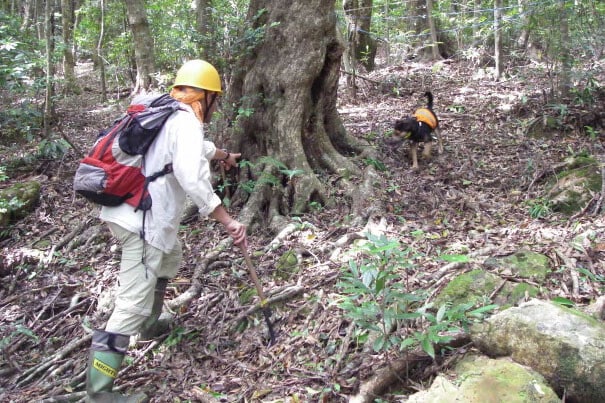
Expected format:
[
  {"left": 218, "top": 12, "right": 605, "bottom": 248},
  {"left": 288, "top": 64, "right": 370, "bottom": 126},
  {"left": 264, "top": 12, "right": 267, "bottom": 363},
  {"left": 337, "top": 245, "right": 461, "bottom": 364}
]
[{"left": 173, "top": 60, "right": 222, "bottom": 93}]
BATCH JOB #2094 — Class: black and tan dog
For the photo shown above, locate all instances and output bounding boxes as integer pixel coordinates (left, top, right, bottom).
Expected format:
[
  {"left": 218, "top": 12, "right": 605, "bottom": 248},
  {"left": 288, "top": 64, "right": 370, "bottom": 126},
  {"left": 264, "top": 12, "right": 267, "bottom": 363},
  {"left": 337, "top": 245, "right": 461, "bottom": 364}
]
[{"left": 393, "top": 91, "right": 443, "bottom": 169}]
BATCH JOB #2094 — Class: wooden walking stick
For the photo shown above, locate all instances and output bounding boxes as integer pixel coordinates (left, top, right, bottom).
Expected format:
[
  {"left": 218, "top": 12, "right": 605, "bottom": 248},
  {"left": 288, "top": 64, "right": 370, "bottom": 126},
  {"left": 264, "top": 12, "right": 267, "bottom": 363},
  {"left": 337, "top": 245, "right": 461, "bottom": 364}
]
[{"left": 239, "top": 244, "right": 276, "bottom": 346}]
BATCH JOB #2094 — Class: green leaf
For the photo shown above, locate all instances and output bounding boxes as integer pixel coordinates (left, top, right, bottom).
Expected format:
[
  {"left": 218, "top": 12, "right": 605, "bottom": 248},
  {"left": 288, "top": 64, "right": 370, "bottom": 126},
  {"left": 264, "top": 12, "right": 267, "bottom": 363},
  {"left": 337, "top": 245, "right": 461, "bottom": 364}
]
[
  {"left": 373, "top": 335, "right": 386, "bottom": 352},
  {"left": 421, "top": 338, "right": 435, "bottom": 359},
  {"left": 551, "top": 297, "right": 575, "bottom": 307},
  {"left": 439, "top": 254, "right": 470, "bottom": 263},
  {"left": 436, "top": 304, "right": 447, "bottom": 322}
]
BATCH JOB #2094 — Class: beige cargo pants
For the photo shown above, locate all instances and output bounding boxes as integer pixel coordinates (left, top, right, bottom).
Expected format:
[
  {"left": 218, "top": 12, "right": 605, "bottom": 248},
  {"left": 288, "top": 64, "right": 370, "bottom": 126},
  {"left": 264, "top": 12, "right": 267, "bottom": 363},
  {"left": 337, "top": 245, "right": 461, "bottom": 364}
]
[{"left": 104, "top": 222, "right": 182, "bottom": 335}]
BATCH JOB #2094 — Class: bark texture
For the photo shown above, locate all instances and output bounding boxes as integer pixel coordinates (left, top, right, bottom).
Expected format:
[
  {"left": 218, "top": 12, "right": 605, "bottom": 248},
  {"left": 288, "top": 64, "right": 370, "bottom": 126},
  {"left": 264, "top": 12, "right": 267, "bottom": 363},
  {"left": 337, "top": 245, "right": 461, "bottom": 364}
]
[
  {"left": 228, "top": 0, "right": 368, "bottom": 231},
  {"left": 124, "top": 0, "right": 156, "bottom": 93},
  {"left": 61, "top": 0, "right": 79, "bottom": 94},
  {"left": 343, "top": 0, "right": 377, "bottom": 72}
]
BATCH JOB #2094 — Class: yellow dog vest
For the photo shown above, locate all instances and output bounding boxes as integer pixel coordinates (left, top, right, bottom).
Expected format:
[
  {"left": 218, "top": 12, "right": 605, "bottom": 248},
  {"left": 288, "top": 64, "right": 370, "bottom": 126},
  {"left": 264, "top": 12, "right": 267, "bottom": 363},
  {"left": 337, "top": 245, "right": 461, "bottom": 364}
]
[{"left": 414, "top": 108, "right": 438, "bottom": 129}]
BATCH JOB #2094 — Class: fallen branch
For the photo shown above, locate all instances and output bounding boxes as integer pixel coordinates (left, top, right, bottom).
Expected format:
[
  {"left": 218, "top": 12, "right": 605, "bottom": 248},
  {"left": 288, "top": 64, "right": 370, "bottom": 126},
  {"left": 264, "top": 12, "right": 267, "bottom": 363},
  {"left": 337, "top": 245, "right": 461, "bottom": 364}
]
[
  {"left": 339, "top": 69, "right": 382, "bottom": 85},
  {"left": 230, "top": 285, "right": 305, "bottom": 329},
  {"left": 592, "top": 159, "right": 605, "bottom": 215},
  {"left": 434, "top": 246, "right": 498, "bottom": 280}
]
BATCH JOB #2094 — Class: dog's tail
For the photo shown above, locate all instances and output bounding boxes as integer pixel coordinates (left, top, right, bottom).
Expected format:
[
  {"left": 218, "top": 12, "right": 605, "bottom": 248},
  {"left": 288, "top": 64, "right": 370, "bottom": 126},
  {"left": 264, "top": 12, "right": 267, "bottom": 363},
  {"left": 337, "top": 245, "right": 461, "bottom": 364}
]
[{"left": 425, "top": 91, "right": 433, "bottom": 109}]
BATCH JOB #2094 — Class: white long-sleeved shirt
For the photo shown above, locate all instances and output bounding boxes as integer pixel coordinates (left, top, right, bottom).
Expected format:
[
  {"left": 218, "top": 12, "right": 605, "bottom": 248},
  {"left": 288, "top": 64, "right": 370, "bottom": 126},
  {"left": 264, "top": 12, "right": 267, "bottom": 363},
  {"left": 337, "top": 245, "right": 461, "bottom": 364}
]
[{"left": 99, "top": 102, "right": 221, "bottom": 253}]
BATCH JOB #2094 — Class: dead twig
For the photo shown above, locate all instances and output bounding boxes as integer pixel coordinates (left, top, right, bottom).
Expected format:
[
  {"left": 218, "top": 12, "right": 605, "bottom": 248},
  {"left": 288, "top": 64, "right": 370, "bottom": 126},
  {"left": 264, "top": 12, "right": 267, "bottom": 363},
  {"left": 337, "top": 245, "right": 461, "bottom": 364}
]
[
  {"left": 554, "top": 248, "right": 580, "bottom": 299},
  {"left": 231, "top": 285, "right": 305, "bottom": 327}
]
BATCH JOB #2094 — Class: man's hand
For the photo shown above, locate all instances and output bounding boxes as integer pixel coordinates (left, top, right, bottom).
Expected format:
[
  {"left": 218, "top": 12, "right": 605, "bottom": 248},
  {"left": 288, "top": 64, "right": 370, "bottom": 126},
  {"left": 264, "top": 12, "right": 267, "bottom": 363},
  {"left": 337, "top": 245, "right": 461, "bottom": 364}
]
[
  {"left": 222, "top": 152, "right": 241, "bottom": 171},
  {"left": 210, "top": 198, "right": 247, "bottom": 247},
  {"left": 225, "top": 219, "right": 247, "bottom": 247}
]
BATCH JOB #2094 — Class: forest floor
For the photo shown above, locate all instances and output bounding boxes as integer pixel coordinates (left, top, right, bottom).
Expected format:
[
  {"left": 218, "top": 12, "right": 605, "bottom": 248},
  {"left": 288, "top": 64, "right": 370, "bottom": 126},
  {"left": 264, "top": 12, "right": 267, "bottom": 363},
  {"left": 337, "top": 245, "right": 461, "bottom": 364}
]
[{"left": 1, "top": 58, "right": 605, "bottom": 402}]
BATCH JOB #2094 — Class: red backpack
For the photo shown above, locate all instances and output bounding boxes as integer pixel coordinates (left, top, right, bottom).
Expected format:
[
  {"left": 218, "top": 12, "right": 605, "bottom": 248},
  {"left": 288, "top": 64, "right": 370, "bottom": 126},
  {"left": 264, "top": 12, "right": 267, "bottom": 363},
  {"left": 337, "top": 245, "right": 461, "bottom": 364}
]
[{"left": 73, "top": 94, "right": 182, "bottom": 212}]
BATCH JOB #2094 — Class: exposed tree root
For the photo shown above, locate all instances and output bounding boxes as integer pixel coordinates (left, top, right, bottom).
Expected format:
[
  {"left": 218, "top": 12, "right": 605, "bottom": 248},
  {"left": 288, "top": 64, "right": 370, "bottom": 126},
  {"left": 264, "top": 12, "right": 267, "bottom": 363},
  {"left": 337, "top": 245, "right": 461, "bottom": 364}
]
[
  {"left": 16, "top": 333, "right": 92, "bottom": 387},
  {"left": 349, "top": 331, "right": 472, "bottom": 403},
  {"left": 165, "top": 245, "right": 228, "bottom": 311}
]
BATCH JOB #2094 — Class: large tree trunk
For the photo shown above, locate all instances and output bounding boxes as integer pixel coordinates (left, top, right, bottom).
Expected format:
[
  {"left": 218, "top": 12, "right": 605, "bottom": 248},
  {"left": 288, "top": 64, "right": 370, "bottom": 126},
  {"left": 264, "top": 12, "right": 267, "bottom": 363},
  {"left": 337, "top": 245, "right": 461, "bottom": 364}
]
[
  {"left": 124, "top": 0, "right": 155, "bottom": 93},
  {"left": 228, "top": 0, "right": 370, "bottom": 232}
]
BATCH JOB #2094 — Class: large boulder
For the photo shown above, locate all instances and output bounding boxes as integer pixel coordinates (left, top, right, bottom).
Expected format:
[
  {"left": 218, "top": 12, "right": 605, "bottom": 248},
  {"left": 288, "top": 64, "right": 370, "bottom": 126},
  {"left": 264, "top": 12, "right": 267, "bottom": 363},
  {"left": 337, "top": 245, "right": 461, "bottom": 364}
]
[
  {"left": 545, "top": 156, "right": 601, "bottom": 215},
  {"left": 471, "top": 299, "right": 605, "bottom": 402},
  {"left": 407, "top": 355, "right": 560, "bottom": 403},
  {"left": 0, "top": 180, "right": 41, "bottom": 226}
]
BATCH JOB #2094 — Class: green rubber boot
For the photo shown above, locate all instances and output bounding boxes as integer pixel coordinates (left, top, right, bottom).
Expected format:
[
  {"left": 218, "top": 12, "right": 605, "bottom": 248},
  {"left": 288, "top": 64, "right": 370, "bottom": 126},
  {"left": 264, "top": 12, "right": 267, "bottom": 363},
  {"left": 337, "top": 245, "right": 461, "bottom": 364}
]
[
  {"left": 86, "top": 330, "right": 148, "bottom": 403},
  {"left": 138, "top": 278, "right": 173, "bottom": 340}
]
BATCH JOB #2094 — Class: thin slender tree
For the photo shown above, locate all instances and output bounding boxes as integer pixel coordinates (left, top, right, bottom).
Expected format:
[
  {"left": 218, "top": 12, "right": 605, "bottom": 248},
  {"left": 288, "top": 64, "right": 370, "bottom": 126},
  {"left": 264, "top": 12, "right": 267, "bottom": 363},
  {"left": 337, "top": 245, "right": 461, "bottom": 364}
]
[
  {"left": 195, "top": 0, "right": 215, "bottom": 60},
  {"left": 43, "top": 0, "right": 54, "bottom": 138},
  {"left": 61, "top": 0, "right": 80, "bottom": 94},
  {"left": 494, "top": 0, "right": 503, "bottom": 80},
  {"left": 98, "top": 0, "right": 107, "bottom": 102},
  {"left": 124, "top": 0, "right": 156, "bottom": 93}
]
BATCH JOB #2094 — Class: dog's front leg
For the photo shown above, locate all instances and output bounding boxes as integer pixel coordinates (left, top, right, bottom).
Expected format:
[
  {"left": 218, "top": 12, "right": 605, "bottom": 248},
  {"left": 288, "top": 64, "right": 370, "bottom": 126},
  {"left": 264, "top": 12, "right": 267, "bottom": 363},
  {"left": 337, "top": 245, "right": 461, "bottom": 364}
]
[
  {"left": 422, "top": 142, "right": 433, "bottom": 160},
  {"left": 411, "top": 143, "right": 419, "bottom": 170},
  {"left": 435, "top": 128, "right": 444, "bottom": 154}
]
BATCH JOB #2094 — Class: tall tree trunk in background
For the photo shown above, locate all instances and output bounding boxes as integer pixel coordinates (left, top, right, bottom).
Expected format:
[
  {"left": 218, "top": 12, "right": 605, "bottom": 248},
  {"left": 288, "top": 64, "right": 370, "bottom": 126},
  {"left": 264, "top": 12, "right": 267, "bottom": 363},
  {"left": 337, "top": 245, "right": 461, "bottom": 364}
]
[
  {"left": 228, "top": 0, "right": 367, "bottom": 232},
  {"left": 20, "top": 0, "right": 33, "bottom": 32},
  {"left": 98, "top": 0, "right": 107, "bottom": 102},
  {"left": 516, "top": 0, "right": 531, "bottom": 49},
  {"left": 43, "top": 0, "right": 54, "bottom": 137},
  {"left": 411, "top": 0, "right": 433, "bottom": 59},
  {"left": 558, "top": 0, "right": 571, "bottom": 98},
  {"left": 494, "top": 0, "right": 503, "bottom": 80},
  {"left": 343, "top": 0, "right": 377, "bottom": 72},
  {"left": 36, "top": 0, "right": 44, "bottom": 39},
  {"left": 124, "top": 0, "right": 155, "bottom": 93},
  {"left": 61, "top": 0, "right": 80, "bottom": 94},
  {"left": 426, "top": 0, "right": 441, "bottom": 60},
  {"left": 195, "top": 0, "right": 215, "bottom": 60}
]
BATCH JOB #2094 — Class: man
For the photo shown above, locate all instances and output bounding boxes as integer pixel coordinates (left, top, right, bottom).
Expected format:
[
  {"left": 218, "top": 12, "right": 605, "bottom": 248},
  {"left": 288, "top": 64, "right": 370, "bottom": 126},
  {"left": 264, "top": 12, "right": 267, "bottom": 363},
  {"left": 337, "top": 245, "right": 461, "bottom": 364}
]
[{"left": 86, "top": 60, "right": 247, "bottom": 402}]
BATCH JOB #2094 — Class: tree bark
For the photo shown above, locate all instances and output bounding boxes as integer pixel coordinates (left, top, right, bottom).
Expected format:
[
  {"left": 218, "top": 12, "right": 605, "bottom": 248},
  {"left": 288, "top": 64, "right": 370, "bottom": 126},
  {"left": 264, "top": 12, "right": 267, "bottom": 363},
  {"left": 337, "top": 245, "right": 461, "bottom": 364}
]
[
  {"left": 124, "top": 0, "right": 156, "bottom": 93},
  {"left": 426, "top": 0, "right": 441, "bottom": 60},
  {"left": 228, "top": 0, "right": 369, "bottom": 232},
  {"left": 494, "top": 0, "right": 503, "bottom": 80},
  {"left": 98, "top": 0, "right": 107, "bottom": 102},
  {"left": 343, "top": 0, "right": 377, "bottom": 72},
  {"left": 410, "top": 0, "right": 435, "bottom": 60},
  {"left": 43, "top": 0, "right": 54, "bottom": 138},
  {"left": 558, "top": 0, "right": 571, "bottom": 98},
  {"left": 61, "top": 0, "right": 80, "bottom": 94},
  {"left": 20, "top": 0, "right": 33, "bottom": 32},
  {"left": 195, "top": 0, "right": 215, "bottom": 60},
  {"left": 516, "top": 0, "right": 531, "bottom": 49}
]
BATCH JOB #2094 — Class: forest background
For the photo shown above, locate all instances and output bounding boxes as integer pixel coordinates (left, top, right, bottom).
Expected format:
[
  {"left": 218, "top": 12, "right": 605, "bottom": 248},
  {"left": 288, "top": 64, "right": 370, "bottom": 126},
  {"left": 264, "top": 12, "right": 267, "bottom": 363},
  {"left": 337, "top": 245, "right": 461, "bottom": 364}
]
[{"left": 1, "top": 0, "right": 605, "bottom": 402}]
